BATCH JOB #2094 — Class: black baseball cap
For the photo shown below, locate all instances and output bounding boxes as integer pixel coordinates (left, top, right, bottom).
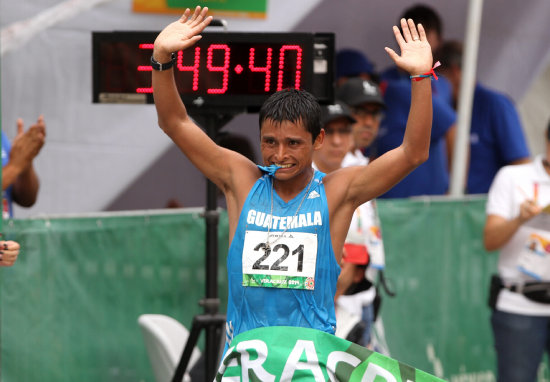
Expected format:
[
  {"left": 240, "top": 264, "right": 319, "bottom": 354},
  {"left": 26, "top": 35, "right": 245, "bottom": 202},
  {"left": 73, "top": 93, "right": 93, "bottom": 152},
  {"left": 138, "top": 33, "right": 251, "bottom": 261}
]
[
  {"left": 320, "top": 100, "right": 356, "bottom": 127},
  {"left": 336, "top": 78, "right": 385, "bottom": 109}
]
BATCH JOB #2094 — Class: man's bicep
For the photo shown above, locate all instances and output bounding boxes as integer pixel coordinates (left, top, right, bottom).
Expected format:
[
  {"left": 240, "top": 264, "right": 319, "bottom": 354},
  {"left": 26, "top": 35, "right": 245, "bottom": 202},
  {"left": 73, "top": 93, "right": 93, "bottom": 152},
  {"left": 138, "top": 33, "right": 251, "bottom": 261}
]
[
  {"left": 168, "top": 121, "right": 239, "bottom": 186},
  {"left": 223, "top": 149, "right": 261, "bottom": 192},
  {"left": 483, "top": 214, "right": 510, "bottom": 251},
  {"left": 347, "top": 148, "right": 412, "bottom": 205}
]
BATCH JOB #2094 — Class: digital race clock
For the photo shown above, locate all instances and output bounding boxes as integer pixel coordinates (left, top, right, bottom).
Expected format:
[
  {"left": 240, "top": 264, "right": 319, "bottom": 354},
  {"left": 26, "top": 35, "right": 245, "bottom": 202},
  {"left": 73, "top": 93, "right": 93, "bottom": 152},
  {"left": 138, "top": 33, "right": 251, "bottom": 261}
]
[{"left": 92, "top": 31, "right": 334, "bottom": 111}]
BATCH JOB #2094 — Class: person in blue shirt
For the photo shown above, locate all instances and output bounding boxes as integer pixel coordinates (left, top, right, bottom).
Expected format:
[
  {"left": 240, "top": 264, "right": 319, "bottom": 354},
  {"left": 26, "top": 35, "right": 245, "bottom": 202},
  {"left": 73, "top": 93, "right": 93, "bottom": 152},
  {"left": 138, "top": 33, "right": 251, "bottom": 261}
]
[
  {"left": 375, "top": 79, "right": 457, "bottom": 198},
  {"left": 343, "top": 68, "right": 456, "bottom": 198},
  {"left": 336, "top": 76, "right": 456, "bottom": 198},
  {"left": 2, "top": 115, "right": 46, "bottom": 217},
  {"left": 380, "top": 3, "right": 453, "bottom": 106},
  {"left": 437, "top": 40, "right": 530, "bottom": 194},
  {"left": 375, "top": 4, "right": 457, "bottom": 198},
  {"left": 152, "top": 6, "right": 434, "bottom": 355},
  {"left": 335, "top": 48, "right": 378, "bottom": 87}
]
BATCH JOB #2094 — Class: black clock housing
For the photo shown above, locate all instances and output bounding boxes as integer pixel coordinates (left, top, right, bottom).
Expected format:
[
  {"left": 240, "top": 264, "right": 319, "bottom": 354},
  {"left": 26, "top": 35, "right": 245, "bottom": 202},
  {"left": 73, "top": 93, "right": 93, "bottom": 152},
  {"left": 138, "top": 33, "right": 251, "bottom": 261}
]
[{"left": 92, "top": 31, "right": 335, "bottom": 112}]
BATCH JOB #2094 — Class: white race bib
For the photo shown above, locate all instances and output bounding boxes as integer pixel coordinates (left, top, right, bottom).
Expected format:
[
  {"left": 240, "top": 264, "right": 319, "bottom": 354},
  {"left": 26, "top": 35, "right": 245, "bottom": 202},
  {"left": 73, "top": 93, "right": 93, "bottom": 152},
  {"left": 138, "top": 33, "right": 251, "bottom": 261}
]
[{"left": 242, "top": 230, "right": 318, "bottom": 290}]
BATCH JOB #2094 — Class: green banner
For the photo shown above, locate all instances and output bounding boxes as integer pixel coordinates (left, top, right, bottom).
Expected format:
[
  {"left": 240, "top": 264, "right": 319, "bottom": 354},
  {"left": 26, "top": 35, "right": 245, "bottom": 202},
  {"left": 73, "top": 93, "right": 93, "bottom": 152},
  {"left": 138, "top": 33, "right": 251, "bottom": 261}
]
[
  {"left": 133, "top": 0, "right": 267, "bottom": 17},
  {"left": 166, "top": 0, "right": 266, "bottom": 13},
  {"left": 216, "top": 326, "right": 445, "bottom": 381},
  {"left": 376, "top": 197, "right": 499, "bottom": 380},
  {"left": 2, "top": 198, "right": 549, "bottom": 381},
  {"left": 0, "top": 209, "right": 229, "bottom": 382}
]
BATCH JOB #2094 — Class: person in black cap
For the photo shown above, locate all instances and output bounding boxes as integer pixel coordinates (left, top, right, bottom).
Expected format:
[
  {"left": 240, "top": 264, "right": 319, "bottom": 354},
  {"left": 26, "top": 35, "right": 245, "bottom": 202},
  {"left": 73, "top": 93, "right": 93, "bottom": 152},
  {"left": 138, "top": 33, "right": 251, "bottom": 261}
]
[
  {"left": 336, "top": 78, "right": 386, "bottom": 163},
  {"left": 312, "top": 101, "right": 356, "bottom": 174},
  {"left": 313, "top": 101, "right": 388, "bottom": 351}
]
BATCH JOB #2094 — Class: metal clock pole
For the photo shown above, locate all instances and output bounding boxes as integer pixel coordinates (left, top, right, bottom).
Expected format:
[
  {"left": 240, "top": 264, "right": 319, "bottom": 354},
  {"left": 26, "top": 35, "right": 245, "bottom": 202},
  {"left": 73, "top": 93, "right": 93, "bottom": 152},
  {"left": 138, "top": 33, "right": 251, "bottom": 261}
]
[{"left": 172, "top": 109, "right": 241, "bottom": 382}]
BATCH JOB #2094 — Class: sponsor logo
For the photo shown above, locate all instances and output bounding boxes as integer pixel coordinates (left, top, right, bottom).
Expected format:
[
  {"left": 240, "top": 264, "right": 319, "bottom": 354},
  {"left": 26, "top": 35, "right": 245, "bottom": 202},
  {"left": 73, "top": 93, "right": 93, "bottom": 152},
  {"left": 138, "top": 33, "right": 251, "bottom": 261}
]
[
  {"left": 307, "top": 190, "right": 320, "bottom": 199},
  {"left": 246, "top": 209, "right": 323, "bottom": 229}
]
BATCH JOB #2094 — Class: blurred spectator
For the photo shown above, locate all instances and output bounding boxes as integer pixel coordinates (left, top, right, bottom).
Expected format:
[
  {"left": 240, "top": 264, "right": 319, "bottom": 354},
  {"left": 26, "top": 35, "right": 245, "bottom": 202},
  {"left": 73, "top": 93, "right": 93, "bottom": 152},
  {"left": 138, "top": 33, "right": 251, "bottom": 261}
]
[
  {"left": 369, "top": 4, "right": 458, "bottom": 198},
  {"left": 338, "top": 75, "right": 456, "bottom": 198},
  {"left": 2, "top": 116, "right": 46, "bottom": 217},
  {"left": 438, "top": 40, "right": 530, "bottom": 194},
  {"left": 483, "top": 121, "right": 549, "bottom": 382},
  {"left": 375, "top": 80, "right": 456, "bottom": 198},
  {"left": 336, "top": 77, "right": 385, "bottom": 161},
  {"left": 313, "top": 99, "right": 389, "bottom": 350},
  {"left": 312, "top": 101, "right": 355, "bottom": 175},
  {"left": 380, "top": 3, "right": 453, "bottom": 106},
  {"left": 336, "top": 84, "right": 387, "bottom": 283},
  {"left": 335, "top": 48, "right": 383, "bottom": 159},
  {"left": 336, "top": 48, "right": 378, "bottom": 86}
]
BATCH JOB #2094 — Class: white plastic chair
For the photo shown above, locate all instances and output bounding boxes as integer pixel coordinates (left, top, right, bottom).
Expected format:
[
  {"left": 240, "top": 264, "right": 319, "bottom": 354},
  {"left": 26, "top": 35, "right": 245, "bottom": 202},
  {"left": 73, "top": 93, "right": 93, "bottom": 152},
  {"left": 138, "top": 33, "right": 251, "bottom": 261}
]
[
  {"left": 138, "top": 314, "right": 201, "bottom": 382},
  {"left": 334, "top": 306, "right": 365, "bottom": 344}
]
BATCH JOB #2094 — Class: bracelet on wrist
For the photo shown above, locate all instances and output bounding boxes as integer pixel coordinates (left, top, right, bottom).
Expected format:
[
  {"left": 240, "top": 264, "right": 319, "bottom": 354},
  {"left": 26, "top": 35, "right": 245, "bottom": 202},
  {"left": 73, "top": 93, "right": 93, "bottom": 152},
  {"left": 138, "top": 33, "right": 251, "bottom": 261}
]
[
  {"left": 410, "top": 61, "right": 441, "bottom": 81},
  {"left": 151, "top": 53, "right": 176, "bottom": 71}
]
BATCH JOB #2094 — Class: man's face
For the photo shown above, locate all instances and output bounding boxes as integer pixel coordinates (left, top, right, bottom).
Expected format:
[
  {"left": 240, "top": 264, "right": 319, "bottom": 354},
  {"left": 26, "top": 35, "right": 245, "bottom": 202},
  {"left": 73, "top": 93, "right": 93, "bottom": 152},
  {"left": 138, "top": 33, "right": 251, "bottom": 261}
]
[
  {"left": 350, "top": 102, "right": 384, "bottom": 150},
  {"left": 260, "top": 119, "right": 323, "bottom": 181},
  {"left": 314, "top": 118, "right": 353, "bottom": 173}
]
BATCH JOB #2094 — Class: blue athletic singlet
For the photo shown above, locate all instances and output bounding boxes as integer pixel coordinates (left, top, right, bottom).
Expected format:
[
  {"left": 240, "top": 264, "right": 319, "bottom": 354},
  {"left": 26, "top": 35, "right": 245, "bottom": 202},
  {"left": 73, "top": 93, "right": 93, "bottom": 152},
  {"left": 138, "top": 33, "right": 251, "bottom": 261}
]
[{"left": 224, "top": 170, "right": 340, "bottom": 349}]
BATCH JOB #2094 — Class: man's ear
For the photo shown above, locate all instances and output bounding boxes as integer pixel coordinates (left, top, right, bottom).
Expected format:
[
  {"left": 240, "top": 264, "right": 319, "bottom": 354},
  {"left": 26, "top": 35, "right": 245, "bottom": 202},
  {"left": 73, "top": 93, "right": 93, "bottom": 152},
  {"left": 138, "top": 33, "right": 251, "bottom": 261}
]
[{"left": 313, "top": 129, "right": 325, "bottom": 150}]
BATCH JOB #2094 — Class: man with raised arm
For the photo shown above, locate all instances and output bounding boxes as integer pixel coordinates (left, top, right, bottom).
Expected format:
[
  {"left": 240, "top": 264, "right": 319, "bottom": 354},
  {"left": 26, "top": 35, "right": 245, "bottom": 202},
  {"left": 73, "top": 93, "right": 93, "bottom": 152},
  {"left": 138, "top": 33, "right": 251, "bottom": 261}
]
[{"left": 152, "top": 6, "right": 433, "bottom": 353}]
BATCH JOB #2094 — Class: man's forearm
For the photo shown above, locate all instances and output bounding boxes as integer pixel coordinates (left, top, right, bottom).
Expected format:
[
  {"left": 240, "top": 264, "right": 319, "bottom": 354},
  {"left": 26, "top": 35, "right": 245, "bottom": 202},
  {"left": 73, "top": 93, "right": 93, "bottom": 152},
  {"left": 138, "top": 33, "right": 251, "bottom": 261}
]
[
  {"left": 2, "top": 162, "right": 25, "bottom": 191},
  {"left": 151, "top": 53, "right": 190, "bottom": 136},
  {"left": 12, "top": 166, "right": 39, "bottom": 207},
  {"left": 402, "top": 79, "right": 432, "bottom": 166}
]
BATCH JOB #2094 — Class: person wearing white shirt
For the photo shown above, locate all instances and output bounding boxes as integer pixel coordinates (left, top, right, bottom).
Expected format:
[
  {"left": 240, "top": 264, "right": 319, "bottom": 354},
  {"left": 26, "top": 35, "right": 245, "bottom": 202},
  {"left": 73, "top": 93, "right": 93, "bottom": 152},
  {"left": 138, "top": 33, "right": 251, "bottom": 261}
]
[{"left": 484, "top": 122, "right": 550, "bottom": 382}]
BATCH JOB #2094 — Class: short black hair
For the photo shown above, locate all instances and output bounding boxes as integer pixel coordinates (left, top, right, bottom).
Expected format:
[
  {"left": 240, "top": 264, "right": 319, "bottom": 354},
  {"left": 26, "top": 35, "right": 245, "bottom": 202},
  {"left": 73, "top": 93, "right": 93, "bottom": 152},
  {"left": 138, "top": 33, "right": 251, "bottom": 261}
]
[
  {"left": 547, "top": 119, "right": 550, "bottom": 141},
  {"left": 259, "top": 88, "right": 322, "bottom": 142},
  {"left": 401, "top": 4, "right": 443, "bottom": 38}
]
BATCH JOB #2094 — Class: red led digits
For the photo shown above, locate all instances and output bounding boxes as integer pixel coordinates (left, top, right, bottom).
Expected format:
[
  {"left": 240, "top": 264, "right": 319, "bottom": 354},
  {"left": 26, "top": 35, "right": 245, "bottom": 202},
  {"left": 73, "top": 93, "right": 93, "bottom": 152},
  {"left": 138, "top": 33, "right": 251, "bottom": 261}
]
[
  {"left": 137, "top": 42, "right": 154, "bottom": 93},
  {"left": 249, "top": 47, "right": 273, "bottom": 92},
  {"left": 206, "top": 44, "right": 230, "bottom": 94},
  {"left": 131, "top": 40, "right": 305, "bottom": 96},
  {"left": 177, "top": 47, "right": 201, "bottom": 91},
  {"left": 277, "top": 45, "right": 302, "bottom": 91}
]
